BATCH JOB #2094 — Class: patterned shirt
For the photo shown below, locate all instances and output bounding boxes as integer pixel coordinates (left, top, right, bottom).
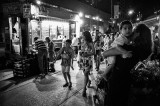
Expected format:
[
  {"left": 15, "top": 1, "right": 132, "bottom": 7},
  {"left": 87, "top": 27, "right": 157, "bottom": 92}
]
[{"left": 61, "top": 47, "right": 74, "bottom": 66}]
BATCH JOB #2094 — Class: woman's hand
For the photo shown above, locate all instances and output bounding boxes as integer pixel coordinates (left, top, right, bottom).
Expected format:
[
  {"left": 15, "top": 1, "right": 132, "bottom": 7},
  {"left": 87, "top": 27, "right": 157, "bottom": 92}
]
[{"left": 122, "top": 51, "right": 132, "bottom": 58}]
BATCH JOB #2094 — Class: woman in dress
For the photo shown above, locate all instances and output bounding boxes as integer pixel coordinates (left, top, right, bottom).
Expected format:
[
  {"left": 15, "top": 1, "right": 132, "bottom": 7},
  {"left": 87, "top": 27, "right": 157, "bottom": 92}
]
[{"left": 80, "top": 31, "right": 95, "bottom": 97}]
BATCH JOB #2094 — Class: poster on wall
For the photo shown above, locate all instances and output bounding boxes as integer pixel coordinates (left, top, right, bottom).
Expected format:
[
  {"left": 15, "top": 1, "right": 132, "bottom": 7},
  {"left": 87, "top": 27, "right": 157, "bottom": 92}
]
[
  {"left": 57, "top": 26, "right": 64, "bottom": 40},
  {"left": 50, "top": 25, "right": 57, "bottom": 40}
]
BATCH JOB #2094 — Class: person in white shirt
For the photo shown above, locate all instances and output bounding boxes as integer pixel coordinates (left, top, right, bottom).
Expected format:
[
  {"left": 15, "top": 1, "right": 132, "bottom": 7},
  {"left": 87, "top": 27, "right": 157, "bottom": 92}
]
[{"left": 71, "top": 34, "right": 79, "bottom": 59}]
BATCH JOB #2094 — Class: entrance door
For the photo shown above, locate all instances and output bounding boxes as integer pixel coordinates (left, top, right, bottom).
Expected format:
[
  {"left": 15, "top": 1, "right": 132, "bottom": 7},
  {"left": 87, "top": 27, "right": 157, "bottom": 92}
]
[{"left": 8, "top": 17, "right": 22, "bottom": 55}]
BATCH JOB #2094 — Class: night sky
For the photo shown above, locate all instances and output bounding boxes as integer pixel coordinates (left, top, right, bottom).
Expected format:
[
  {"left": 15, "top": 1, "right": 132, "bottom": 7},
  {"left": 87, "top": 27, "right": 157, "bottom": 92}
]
[{"left": 97, "top": 0, "right": 160, "bottom": 20}]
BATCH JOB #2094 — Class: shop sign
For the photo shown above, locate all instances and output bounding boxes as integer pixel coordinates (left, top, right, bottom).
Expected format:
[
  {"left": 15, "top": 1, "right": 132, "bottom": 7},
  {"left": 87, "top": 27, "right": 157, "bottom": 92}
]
[
  {"left": 3, "top": 2, "right": 22, "bottom": 15},
  {"left": 23, "top": 3, "right": 31, "bottom": 18}
]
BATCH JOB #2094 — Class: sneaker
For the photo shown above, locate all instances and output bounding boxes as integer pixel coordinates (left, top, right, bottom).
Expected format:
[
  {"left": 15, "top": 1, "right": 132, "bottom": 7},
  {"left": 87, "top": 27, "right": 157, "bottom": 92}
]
[
  {"left": 68, "top": 82, "right": 72, "bottom": 89},
  {"left": 63, "top": 83, "right": 68, "bottom": 87}
]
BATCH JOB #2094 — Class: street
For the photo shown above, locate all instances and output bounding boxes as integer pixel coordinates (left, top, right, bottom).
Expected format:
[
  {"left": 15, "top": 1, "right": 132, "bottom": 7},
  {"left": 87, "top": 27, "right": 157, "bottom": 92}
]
[{"left": 0, "top": 60, "right": 106, "bottom": 106}]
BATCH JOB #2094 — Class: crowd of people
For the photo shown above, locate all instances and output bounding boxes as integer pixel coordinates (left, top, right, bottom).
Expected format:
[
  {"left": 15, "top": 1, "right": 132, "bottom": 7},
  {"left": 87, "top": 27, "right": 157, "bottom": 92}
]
[{"left": 31, "top": 20, "right": 160, "bottom": 106}]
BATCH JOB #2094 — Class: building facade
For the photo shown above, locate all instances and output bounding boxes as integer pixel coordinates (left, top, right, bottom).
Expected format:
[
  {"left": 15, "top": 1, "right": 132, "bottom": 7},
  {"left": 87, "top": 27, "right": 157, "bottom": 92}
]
[{"left": 0, "top": 0, "right": 110, "bottom": 58}]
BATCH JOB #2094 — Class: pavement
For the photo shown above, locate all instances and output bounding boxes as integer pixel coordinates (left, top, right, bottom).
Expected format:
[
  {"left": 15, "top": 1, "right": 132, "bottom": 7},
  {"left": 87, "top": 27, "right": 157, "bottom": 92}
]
[
  {"left": 1, "top": 60, "right": 160, "bottom": 106},
  {"left": 0, "top": 59, "right": 106, "bottom": 106}
]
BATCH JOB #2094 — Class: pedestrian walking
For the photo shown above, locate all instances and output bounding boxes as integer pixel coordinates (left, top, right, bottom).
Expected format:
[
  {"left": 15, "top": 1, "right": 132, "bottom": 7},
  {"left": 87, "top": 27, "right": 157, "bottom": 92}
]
[
  {"left": 45, "top": 37, "right": 56, "bottom": 72},
  {"left": 80, "top": 31, "right": 95, "bottom": 97},
  {"left": 57, "top": 39, "right": 74, "bottom": 90}
]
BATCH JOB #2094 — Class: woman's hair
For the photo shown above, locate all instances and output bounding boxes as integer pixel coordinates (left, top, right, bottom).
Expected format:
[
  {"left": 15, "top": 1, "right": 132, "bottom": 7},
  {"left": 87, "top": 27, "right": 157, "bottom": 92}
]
[
  {"left": 119, "top": 20, "right": 133, "bottom": 30},
  {"left": 83, "top": 31, "right": 93, "bottom": 43},
  {"left": 134, "top": 24, "right": 153, "bottom": 55}
]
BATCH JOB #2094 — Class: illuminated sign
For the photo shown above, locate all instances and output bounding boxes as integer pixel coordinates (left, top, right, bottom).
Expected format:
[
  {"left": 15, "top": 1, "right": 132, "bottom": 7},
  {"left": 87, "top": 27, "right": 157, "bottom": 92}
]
[{"left": 23, "top": 3, "right": 31, "bottom": 18}]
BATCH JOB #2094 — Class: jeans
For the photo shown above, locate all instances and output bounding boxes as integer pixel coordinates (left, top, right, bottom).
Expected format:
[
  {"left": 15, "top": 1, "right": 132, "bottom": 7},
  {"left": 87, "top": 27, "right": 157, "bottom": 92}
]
[{"left": 37, "top": 49, "right": 48, "bottom": 74}]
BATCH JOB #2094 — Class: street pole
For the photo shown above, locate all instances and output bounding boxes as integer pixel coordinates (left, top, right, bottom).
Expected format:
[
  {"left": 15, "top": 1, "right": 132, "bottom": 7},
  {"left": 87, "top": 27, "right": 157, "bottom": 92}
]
[{"left": 111, "top": 0, "right": 113, "bottom": 18}]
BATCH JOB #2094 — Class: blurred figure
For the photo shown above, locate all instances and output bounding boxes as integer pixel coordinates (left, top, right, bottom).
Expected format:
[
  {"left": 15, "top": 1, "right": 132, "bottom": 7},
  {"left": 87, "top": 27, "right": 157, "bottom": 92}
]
[
  {"left": 45, "top": 37, "right": 56, "bottom": 72},
  {"left": 94, "top": 33, "right": 102, "bottom": 71}
]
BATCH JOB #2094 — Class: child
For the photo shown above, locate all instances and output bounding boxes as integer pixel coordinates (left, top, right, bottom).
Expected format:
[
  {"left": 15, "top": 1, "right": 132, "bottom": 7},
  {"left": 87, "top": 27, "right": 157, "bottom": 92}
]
[
  {"left": 102, "top": 20, "right": 133, "bottom": 80},
  {"left": 57, "top": 39, "right": 74, "bottom": 89}
]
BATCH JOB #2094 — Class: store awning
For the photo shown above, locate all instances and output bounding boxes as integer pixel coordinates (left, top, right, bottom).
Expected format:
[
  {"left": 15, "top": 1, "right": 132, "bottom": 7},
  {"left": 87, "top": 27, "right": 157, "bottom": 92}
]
[{"left": 38, "top": 15, "right": 74, "bottom": 22}]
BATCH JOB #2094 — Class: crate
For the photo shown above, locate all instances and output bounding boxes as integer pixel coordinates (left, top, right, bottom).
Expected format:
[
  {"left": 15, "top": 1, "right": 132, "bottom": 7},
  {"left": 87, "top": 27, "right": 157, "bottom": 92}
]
[{"left": 13, "top": 58, "right": 31, "bottom": 78}]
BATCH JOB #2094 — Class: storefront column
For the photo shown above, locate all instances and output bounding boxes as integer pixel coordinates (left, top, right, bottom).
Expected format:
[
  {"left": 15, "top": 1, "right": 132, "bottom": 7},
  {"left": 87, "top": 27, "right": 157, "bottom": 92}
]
[
  {"left": 76, "top": 21, "right": 80, "bottom": 37},
  {"left": 8, "top": 17, "right": 12, "bottom": 53},
  {"left": 158, "top": 15, "right": 160, "bottom": 39}
]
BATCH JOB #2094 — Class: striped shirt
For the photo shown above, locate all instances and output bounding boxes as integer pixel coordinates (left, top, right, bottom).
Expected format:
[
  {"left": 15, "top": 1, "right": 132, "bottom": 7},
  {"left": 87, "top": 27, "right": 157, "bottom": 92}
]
[{"left": 35, "top": 39, "right": 47, "bottom": 51}]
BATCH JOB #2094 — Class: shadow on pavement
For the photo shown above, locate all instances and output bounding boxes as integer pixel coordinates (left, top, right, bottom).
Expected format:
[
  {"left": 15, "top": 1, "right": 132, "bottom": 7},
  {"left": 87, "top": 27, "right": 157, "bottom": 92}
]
[
  {"left": 34, "top": 74, "right": 63, "bottom": 92},
  {"left": 0, "top": 75, "right": 37, "bottom": 92}
]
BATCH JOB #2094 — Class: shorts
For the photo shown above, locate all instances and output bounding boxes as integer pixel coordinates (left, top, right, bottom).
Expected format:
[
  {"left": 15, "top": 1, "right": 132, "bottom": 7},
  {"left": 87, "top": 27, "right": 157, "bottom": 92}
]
[{"left": 61, "top": 65, "right": 70, "bottom": 73}]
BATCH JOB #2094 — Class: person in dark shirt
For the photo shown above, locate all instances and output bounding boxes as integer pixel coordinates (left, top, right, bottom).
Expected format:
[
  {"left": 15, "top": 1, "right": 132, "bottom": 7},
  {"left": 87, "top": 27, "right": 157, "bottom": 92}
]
[{"left": 103, "top": 24, "right": 153, "bottom": 106}]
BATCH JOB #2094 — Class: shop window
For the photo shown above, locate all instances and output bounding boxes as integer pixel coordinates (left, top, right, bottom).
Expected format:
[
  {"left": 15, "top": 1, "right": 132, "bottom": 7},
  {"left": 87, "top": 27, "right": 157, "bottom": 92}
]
[{"left": 41, "top": 20, "right": 69, "bottom": 40}]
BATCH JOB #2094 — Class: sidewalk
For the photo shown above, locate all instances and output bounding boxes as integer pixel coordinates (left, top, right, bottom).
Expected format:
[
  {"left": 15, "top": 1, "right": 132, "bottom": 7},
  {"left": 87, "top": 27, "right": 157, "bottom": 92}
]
[
  {"left": 0, "top": 60, "right": 106, "bottom": 106},
  {"left": 0, "top": 69, "right": 13, "bottom": 81},
  {"left": 0, "top": 69, "right": 14, "bottom": 91}
]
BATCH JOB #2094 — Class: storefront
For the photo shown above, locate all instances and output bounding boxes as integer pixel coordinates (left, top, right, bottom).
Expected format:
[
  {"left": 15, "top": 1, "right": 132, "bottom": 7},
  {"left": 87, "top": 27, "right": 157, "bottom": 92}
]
[
  {"left": 28, "top": 16, "right": 75, "bottom": 49},
  {"left": 1, "top": 2, "right": 80, "bottom": 56},
  {"left": 2, "top": 2, "right": 25, "bottom": 56},
  {"left": 28, "top": 4, "right": 79, "bottom": 51}
]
